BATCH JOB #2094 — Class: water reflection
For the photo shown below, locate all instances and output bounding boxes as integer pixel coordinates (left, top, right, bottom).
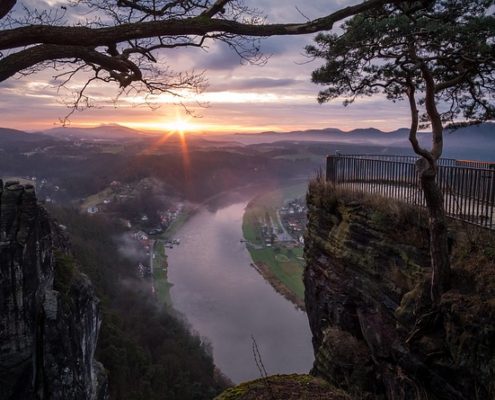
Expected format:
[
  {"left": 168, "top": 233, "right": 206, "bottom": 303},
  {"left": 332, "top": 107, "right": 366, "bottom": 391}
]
[{"left": 167, "top": 199, "right": 314, "bottom": 383}]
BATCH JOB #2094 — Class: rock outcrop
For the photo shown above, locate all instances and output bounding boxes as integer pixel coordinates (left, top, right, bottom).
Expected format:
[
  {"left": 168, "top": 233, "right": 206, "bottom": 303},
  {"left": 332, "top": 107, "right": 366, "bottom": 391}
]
[
  {"left": 0, "top": 180, "right": 107, "bottom": 400},
  {"left": 214, "top": 374, "right": 352, "bottom": 400},
  {"left": 304, "top": 179, "right": 495, "bottom": 399}
]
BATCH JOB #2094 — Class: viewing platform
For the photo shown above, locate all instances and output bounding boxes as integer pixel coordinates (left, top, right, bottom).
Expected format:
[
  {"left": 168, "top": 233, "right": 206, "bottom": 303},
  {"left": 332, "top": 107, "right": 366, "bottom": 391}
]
[{"left": 326, "top": 154, "right": 495, "bottom": 230}]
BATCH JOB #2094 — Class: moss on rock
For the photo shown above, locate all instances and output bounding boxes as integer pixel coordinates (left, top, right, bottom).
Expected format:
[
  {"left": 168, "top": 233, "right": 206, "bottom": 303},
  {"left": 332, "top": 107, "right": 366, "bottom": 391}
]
[
  {"left": 54, "top": 251, "right": 76, "bottom": 298},
  {"left": 304, "top": 178, "right": 495, "bottom": 399},
  {"left": 214, "top": 374, "right": 352, "bottom": 400}
]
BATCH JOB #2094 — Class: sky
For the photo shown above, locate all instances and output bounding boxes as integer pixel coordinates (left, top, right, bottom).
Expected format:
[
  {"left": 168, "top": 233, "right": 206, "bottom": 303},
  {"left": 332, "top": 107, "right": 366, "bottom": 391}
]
[{"left": 0, "top": 0, "right": 412, "bottom": 134}]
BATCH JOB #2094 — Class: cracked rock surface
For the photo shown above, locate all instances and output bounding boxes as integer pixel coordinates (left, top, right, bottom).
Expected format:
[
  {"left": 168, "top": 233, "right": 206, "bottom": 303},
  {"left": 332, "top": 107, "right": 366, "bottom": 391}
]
[
  {"left": 304, "top": 181, "right": 495, "bottom": 400},
  {"left": 0, "top": 180, "right": 107, "bottom": 400}
]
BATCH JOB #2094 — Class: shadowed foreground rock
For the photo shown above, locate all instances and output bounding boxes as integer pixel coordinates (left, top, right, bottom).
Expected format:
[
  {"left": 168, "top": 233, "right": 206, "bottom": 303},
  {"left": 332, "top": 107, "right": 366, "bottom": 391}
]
[
  {"left": 215, "top": 374, "right": 351, "bottom": 400},
  {"left": 0, "top": 180, "right": 107, "bottom": 400}
]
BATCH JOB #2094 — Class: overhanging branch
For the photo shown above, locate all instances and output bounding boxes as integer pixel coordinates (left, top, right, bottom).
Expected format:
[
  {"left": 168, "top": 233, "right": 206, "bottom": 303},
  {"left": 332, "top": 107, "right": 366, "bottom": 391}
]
[
  {"left": 0, "top": 44, "right": 141, "bottom": 84},
  {"left": 0, "top": 0, "right": 393, "bottom": 52},
  {"left": 201, "top": 0, "right": 232, "bottom": 18}
]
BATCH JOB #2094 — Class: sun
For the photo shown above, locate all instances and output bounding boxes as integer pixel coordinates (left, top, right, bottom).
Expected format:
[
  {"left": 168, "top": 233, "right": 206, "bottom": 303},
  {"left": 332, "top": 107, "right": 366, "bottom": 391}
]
[{"left": 165, "top": 117, "right": 196, "bottom": 134}]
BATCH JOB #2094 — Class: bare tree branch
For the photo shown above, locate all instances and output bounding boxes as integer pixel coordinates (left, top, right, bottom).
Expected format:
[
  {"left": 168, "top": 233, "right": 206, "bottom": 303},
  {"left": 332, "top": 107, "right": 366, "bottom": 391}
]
[
  {"left": 0, "top": 0, "right": 394, "bottom": 53},
  {"left": 0, "top": 44, "right": 141, "bottom": 84},
  {"left": 201, "top": 0, "right": 232, "bottom": 18}
]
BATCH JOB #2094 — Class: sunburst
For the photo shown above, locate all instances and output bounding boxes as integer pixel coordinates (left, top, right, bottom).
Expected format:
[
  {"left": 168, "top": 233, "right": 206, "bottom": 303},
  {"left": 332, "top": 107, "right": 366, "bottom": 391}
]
[{"left": 165, "top": 117, "right": 196, "bottom": 135}]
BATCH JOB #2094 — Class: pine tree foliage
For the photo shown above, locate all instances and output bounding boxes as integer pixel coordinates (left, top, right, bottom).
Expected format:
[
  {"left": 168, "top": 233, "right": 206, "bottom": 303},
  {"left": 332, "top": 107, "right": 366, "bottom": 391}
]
[{"left": 307, "top": 0, "right": 494, "bottom": 126}]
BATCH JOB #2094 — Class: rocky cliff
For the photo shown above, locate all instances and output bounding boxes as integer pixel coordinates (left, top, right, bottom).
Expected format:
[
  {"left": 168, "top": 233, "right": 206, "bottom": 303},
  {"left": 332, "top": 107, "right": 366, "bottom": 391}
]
[
  {"left": 0, "top": 180, "right": 107, "bottom": 400},
  {"left": 304, "top": 179, "right": 495, "bottom": 400}
]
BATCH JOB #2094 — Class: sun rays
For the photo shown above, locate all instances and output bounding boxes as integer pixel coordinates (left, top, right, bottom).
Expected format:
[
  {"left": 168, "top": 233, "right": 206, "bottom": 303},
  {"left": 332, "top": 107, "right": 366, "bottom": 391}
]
[
  {"left": 139, "top": 115, "right": 193, "bottom": 194},
  {"left": 140, "top": 115, "right": 196, "bottom": 153},
  {"left": 164, "top": 117, "right": 197, "bottom": 134}
]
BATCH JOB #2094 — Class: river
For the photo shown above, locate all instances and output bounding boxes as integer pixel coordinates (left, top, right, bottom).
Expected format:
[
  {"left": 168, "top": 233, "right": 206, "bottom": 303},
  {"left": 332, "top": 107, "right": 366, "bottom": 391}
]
[{"left": 167, "top": 193, "right": 314, "bottom": 383}]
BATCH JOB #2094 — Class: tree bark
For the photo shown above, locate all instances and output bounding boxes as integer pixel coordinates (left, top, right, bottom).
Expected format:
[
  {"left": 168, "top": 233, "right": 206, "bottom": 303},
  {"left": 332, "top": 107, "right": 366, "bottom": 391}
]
[
  {"left": 419, "top": 63, "right": 451, "bottom": 303},
  {"left": 406, "top": 76, "right": 451, "bottom": 304},
  {"left": 420, "top": 167, "right": 450, "bottom": 303},
  {"left": 0, "top": 44, "right": 142, "bottom": 84}
]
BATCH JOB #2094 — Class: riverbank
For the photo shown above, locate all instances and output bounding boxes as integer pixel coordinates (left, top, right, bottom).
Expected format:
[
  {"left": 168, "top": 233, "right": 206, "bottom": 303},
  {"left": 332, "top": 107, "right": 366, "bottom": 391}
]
[
  {"left": 152, "top": 205, "right": 197, "bottom": 306},
  {"left": 152, "top": 239, "right": 172, "bottom": 306},
  {"left": 160, "top": 205, "right": 196, "bottom": 240},
  {"left": 242, "top": 183, "right": 308, "bottom": 310},
  {"left": 249, "top": 261, "right": 305, "bottom": 310}
]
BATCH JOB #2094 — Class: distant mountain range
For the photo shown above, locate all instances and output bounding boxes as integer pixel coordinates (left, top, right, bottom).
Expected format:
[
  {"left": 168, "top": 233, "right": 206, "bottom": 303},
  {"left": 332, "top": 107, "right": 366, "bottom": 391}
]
[
  {"left": 227, "top": 123, "right": 494, "bottom": 160},
  {"left": 0, "top": 122, "right": 493, "bottom": 160},
  {"left": 235, "top": 126, "right": 412, "bottom": 145},
  {"left": 243, "top": 123, "right": 494, "bottom": 144}
]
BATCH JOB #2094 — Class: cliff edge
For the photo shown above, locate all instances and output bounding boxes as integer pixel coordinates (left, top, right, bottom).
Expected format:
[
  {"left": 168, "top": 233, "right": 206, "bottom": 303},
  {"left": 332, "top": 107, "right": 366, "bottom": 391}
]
[
  {"left": 0, "top": 180, "right": 107, "bottom": 400},
  {"left": 304, "top": 179, "right": 495, "bottom": 399}
]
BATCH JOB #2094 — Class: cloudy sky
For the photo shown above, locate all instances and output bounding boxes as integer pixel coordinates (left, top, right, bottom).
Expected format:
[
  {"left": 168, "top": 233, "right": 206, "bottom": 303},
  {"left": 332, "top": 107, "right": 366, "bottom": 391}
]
[{"left": 0, "top": 0, "right": 412, "bottom": 133}]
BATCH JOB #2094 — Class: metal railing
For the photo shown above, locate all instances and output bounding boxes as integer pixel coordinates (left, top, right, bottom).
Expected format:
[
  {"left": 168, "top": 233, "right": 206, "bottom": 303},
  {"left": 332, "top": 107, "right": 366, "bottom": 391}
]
[
  {"left": 326, "top": 154, "right": 495, "bottom": 230},
  {"left": 339, "top": 154, "right": 458, "bottom": 167}
]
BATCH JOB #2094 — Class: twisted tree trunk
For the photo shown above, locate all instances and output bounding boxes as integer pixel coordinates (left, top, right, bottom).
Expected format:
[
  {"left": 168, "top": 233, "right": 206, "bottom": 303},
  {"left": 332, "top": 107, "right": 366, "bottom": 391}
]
[
  {"left": 420, "top": 166, "right": 450, "bottom": 303},
  {"left": 407, "top": 71, "right": 451, "bottom": 303}
]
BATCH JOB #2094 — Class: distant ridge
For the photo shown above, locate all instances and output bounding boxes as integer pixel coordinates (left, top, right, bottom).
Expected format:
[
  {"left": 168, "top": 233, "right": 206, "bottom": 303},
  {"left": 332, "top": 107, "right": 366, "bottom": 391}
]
[
  {"left": 230, "top": 126, "right": 413, "bottom": 146},
  {"left": 244, "top": 126, "right": 411, "bottom": 137},
  {"left": 226, "top": 123, "right": 494, "bottom": 160},
  {"left": 235, "top": 123, "right": 493, "bottom": 142},
  {"left": 42, "top": 124, "right": 155, "bottom": 140},
  {"left": 0, "top": 127, "right": 55, "bottom": 143}
]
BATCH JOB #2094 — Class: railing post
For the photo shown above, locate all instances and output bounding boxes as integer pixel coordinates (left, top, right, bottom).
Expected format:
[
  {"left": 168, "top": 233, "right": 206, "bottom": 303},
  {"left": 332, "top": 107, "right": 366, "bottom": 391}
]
[
  {"left": 326, "top": 155, "right": 336, "bottom": 184},
  {"left": 326, "top": 155, "right": 340, "bottom": 185},
  {"left": 490, "top": 165, "right": 495, "bottom": 228}
]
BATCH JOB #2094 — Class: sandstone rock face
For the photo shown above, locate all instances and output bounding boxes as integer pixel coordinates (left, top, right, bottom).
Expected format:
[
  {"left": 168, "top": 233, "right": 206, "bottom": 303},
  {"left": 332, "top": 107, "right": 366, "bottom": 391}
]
[
  {"left": 304, "top": 181, "right": 495, "bottom": 400},
  {"left": 0, "top": 180, "right": 107, "bottom": 400}
]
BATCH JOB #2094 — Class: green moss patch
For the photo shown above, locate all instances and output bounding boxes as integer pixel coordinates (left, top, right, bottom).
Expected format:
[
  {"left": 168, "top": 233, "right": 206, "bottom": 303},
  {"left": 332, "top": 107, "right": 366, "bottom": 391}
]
[
  {"left": 215, "top": 374, "right": 352, "bottom": 400},
  {"left": 54, "top": 251, "right": 76, "bottom": 297}
]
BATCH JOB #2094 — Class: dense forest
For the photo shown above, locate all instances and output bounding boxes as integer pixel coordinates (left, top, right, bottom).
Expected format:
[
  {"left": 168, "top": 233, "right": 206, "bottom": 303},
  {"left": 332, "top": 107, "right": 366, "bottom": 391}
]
[{"left": 49, "top": 206, "right": 229, "bottom": 400}]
